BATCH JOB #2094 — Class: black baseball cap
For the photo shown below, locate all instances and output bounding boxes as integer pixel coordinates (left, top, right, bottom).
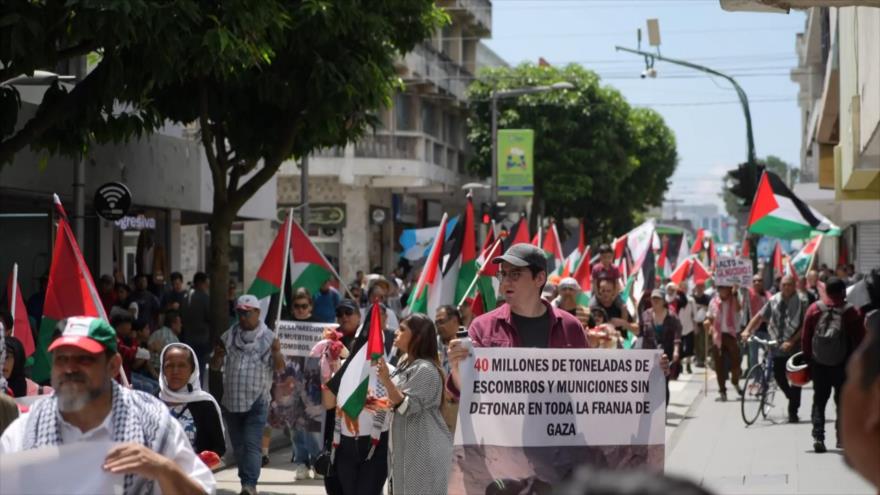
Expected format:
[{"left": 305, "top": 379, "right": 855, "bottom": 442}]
[
  {"left": 492, "top": 243, "right": 547, "bottom": 272},
  {"left": 336, "top": 299, "right": 359, "bottom": 313}
]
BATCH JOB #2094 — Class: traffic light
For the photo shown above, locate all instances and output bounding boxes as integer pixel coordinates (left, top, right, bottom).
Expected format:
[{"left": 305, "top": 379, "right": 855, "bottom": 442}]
[
  {"left": 480, "top": 202, "right": 491, "bottom": 225},
  {"left": 726, "top": 162, "right": 765, "bottom": 207}
]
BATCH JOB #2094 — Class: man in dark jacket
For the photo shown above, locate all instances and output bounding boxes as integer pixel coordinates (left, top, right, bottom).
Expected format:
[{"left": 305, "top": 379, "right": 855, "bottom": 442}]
[{"left": 181, "top": 272, "right": 211, "bottom": 383}]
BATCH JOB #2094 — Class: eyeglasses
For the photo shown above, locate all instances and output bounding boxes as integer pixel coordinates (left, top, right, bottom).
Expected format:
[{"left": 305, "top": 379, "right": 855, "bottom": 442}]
[
  {"left": 336, "top": 308, "right": 356, "bottom": 317},
  {"left": 293, "top": 303, "right": 311, "bottom": 310},
  {"left": 496, "top": 269, "right": 527, "bottom": 282}
]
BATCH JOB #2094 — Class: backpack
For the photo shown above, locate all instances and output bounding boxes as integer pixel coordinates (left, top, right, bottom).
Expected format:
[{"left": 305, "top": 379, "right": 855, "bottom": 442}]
[{"left": 811, "top": 302, "right": 850, "bottom": 366}]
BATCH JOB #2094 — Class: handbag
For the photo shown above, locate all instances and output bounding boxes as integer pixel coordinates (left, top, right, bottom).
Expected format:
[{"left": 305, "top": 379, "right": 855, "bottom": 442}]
[{"left": 313, "top": 449, "right": 332, "bottom": 477}]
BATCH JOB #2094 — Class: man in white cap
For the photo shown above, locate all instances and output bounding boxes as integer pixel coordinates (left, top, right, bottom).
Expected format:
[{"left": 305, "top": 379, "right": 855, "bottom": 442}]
[
  {"left": 553, "top": 276, "right": 590, "bottom": 328},
  {"left": 216, "top": 294, "right": 285, "bottom": 495},
  {"left": 0, "top": 316, "right": 215, "bottom": 494}
]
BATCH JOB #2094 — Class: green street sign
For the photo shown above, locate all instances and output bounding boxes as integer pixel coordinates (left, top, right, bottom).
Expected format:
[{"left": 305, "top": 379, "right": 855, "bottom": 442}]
[{"left": 498, "top": 129, "right": 534, "bottom": 196}]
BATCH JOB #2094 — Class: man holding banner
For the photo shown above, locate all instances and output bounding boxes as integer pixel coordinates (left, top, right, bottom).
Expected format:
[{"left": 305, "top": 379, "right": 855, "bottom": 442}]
[{"left": 445, "top": 243, "right": 668, "bottom": 492}]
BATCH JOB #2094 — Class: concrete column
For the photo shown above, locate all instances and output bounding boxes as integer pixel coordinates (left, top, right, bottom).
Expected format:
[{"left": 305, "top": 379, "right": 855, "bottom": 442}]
[
  {"left": 98, "top": 218, "right": 115, "bottom": 278},
  {"left": 243, "top": 220, "right": 274, "bottom": 288},
  {"left": 340, "top": 187, "right": 370, "bottom": 283}
]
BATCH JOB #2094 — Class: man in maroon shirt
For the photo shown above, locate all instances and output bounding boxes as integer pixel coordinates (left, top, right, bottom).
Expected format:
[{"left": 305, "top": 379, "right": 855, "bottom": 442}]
[
  {"left": 801, "top": 277, "right": 865, "bottom": 453},
  {"left": 446, "top": 243, "right": 589, "bottom": 395},
  {"left": 591, "top": 244, "right": 622, "bottom": 295}
]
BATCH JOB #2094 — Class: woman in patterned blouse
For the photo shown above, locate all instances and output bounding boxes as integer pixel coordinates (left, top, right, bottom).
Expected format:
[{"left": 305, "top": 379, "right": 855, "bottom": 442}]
[{"left": 376, "top": 313, "right": 452, "bottom": 495}]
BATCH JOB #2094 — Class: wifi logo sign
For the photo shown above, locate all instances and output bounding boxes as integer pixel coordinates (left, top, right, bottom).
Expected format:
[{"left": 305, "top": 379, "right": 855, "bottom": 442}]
[{"left": 94, "top": 182, "right": 132, "bottom": 221}]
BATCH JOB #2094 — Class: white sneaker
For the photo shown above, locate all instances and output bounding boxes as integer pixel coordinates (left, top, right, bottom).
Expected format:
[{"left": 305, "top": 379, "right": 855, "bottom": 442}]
[
  {"left": 308, "top": 467, "right": 316, "bottom": 480},
  {"left": 292, "top": 464, "right": 308, "bottom": 482}
]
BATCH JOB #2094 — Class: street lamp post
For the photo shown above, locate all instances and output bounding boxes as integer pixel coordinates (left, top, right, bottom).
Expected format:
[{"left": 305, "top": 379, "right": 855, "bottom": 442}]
[{"left": 490, "top": 82, "right": 574, "bottom": 206}]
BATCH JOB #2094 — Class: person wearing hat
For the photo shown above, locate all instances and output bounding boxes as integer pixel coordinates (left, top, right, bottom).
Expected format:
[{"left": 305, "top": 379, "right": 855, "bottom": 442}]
[
  {"left": 740, "top": 275, "right": 808, "bottom": 423},
  {"left": 0, "top": 316, "right": 215, "bottom": 494},
  {"left": 640, "top": 289, "right": 683, "bottom": 407},
  {"left": 217, "top": 294, "right": 285, "bottom": 495},
  {"left": 590, "top": 244, "right": 622, "bottom": 295},
  {"left": 446, "top": 243, "right": 589, "bottom": 394},
  {"left": 553, "top": 277, "right": 591, "bottom": 328}
]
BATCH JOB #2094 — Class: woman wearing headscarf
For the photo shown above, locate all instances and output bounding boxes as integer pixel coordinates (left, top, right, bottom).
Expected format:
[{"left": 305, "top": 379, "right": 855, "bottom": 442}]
[
  {"left": 2, "top": 337, "right": 52, "bottom": 398},
  {"left": 159, "top": 343, "right": 226, "bottom": 457},
  {"left": 639, "top": 289, "right": 683, "bottom": 407}
]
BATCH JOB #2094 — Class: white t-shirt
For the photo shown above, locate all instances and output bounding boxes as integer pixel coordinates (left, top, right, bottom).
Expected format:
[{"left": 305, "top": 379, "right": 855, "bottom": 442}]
[{"left": 0, "top": 408, "right": 215, "bottom": 494}]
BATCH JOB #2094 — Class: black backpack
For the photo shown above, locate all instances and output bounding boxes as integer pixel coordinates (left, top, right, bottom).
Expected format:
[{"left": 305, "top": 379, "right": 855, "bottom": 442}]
[{"left": 811, "top": 302, "right": 850, "bottom": 366}]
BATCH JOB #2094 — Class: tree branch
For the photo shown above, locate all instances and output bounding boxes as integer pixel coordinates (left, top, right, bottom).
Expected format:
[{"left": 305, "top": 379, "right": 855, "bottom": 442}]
[
  {"left": 230, "top": 119, "right": 302, "bottom": 211},
  {"left": 0, "top": 58, "right": 111, "bottom": 166}
]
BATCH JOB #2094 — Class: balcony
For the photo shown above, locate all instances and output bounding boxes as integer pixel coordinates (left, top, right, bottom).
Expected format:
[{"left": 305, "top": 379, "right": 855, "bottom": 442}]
[
  {"left": 400, "top": 43, "right": 470, "bottom": 101},
  {"left": 439, "top": 0, "right": 491, "bottom": 36},
  {"left": 354, "top": 134, "right": 419, "bottom": 160}
]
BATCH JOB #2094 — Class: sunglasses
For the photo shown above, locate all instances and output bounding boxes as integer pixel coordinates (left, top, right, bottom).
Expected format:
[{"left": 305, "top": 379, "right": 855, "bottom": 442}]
[
  {"left": 293, "top": 303, "right": 311, "bottom": 310},
  {"left": 236, "top": 309, "right": 255, "bottom": 318},
  {"left": 336, "top": 308, "right": 356, "bottom": 317}
]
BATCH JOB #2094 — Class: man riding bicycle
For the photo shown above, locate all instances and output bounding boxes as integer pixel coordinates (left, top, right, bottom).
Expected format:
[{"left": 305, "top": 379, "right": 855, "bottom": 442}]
[{"left": 741, "top": 275, "right": 808, "bottom": 423}]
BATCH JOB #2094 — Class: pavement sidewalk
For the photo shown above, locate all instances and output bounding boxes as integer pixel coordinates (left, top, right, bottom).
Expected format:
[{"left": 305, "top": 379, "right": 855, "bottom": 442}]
[{"left": 666, "top": 367, "right": 874, "bottom": 494}]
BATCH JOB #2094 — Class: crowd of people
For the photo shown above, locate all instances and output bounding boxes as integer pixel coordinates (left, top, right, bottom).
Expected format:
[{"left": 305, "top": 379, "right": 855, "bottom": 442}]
[{"left": 0, "top": 245, "right": 878, "bottom": 495}]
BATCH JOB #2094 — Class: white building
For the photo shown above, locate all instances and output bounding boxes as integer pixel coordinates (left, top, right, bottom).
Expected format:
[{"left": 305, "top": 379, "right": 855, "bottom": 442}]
[
  {"left": 277, "top": 1, "right": 501, "bottom": 283},
  {"left": 0, "top": 84, "right": 277, "bottom": 297},
  {"left": 791, "top": 6, "right": 880, "bottom": 273},
  {"left": 661, "top": 202, "right": 738, "bottom": 245}
]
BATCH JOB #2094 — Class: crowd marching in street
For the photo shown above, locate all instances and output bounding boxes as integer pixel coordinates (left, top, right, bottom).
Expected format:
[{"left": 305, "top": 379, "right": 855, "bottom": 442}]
[{"left": 0, "top": 202, "right": 878, "bottom": 495}]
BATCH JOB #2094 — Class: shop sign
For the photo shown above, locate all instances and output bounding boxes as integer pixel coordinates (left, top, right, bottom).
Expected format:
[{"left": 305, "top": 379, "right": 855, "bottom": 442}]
[
  {"left": 277, "top": 204, "right": 346, "bottom": 227},
  {"left": 114, "top": 215, "right": 156, "bottom": 230},
  {"left": 94, "top": 182, "right": 132, "bottom": 221}
]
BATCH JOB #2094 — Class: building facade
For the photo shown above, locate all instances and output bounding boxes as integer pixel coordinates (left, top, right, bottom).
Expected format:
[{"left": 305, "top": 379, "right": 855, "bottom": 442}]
[
  {"left": 277, "top": 1, "right": 502, "bottom": 284},
  {"left": 791, "top": 6, "right": 880, "bottom": 273}
]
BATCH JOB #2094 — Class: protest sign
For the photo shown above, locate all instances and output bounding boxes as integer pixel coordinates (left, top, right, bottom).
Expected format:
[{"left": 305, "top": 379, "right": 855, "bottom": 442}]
[
  {"left": 714, "top": 256, "right": 753, "bottom": 287},
  {"left": 276, "top": 320, "right": 337, "bottom": 358},
  {"left": 268, "top": 320, "right": 336, "bottom": 435},
  {"left": 450, "top": 348, "right": 665, "bottom": 493},
  {"left": 0, "top": 441, "right": 124, "bottom": 494}
]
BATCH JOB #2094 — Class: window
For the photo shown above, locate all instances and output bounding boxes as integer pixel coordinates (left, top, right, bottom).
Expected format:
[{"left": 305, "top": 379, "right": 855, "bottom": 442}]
[
  {"left": 394, "top": 94, "right": 416, "bottom": 131},
  {"left": 422, "top": 102, "right": 437, "bottom": 137}
]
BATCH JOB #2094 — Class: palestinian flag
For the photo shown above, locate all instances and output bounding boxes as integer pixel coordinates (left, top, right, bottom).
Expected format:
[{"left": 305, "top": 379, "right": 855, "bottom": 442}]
[
  {"left": 542, "top": 221, "right": 565, "bottom": 276},
  {"left": 248, "top": 214, "right": 293, "bottom": 319},
  {"left": 621, "top": 272, "right": 643, "bottom": 322},
  {"left": 669, "top": 258, "right": 693, "bottom": 287},
  {"left": 562, "top": 220, "right": 586, "bottom": 277},
  {"left": 676, "top": 234, "right": 690, "bottom": 269},
  {"left": 505, "top": 217, "right": 531, "bottom": 250},
  {"left": 470, "top": 237, "right": 503, "bottom": 317},
  {"left": 531, "top": 229, "right": 542, "bottom": 248},
  {"left": 290, "top": 220, "right": 338, "bottom": 295},
  {"left": 442, "top": 195, "right": 478, "bottom": 306},
  {"left": 656, "top": 237, "right": 670, "bottom": 281},
  {"left": 613, "top": 235, "right": 628, "bottom": 262},
  {"left": 792, "top": 235, "right": 822, "bottom": 277},
  {"left": 748, "top": 170, "right": 840, "bottom": 239},
  {"left": 7, "top": 263, "right": 35, "bottom": 357},
  {"left": 785, "top": 256, "right": 800, "bottom": 284},
  {"left": 571, "top": 246, "right": 592, "bottom": 306},
  {"left": 691, "top": 258, "right": 712, "bottom": 286},
  {"left": 331, "top": 303, "right": 384, "bottom": 429},
  {"left": 34, "top": 195, "right": 106, "bottom": 382},
  {"left": 691, "top": 228, "right": 705, "bottom": 255},
  {"left": 740, "top": 235, "right": 751, "bottom": 258},
  {"left": 408, "top": 214, "right": 448, "bottom": 316}
]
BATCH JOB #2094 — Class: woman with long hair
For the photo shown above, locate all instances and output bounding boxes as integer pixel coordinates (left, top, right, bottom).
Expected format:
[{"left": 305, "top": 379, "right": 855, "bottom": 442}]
[
  {"left": 375, "top": 313, "right": 452, "bottom": 495},
  {"left": 640, "top": 289, "right": 682, "bottom": 406}
]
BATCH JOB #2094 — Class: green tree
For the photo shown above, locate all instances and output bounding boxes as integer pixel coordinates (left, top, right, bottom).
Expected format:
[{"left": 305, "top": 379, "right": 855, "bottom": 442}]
[
  {"left": 2, "top": 0, "right": 444, "bottom": 341},
  {"left": 721, "top": 155, "right": 799, "bottom": 218},
  {"left": 467, "top": 63, "right": 678, "bottom": 241}
]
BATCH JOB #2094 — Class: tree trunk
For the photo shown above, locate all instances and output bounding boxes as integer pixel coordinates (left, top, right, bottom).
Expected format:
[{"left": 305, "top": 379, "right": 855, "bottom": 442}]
[{"left": 208, "top": 209, "right": 234, "bottom": 346}]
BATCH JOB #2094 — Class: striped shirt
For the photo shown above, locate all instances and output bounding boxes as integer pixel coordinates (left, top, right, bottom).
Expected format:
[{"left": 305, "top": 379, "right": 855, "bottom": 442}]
[{"left": 220, "top": 323, "right": 274, "bottom": 412}]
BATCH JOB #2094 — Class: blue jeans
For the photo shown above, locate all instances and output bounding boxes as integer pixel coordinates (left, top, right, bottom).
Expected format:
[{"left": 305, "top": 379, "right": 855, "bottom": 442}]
[
  {"left": 292, "top": 428, "right": 322, "bottom": 466},
  {"left": 224, "top": 398, "right": 269, "bottom": 488},
  {"left": 747, "top": 329, "right": 769, "bottom": 370}
]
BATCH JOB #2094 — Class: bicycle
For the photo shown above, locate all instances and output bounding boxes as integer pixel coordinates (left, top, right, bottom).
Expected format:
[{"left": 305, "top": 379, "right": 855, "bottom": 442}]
[{"left": 740, "top": 335, "right": 781, "bottom": 426}]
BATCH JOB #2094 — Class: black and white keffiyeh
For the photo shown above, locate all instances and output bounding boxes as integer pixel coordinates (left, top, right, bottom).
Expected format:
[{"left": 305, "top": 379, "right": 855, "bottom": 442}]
[{"left": 22, "top": 380, "right": 173, "bottom": 494}]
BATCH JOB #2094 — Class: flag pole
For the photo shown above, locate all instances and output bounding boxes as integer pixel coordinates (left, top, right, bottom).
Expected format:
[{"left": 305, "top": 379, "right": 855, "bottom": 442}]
[
  {"left": 10, "top": 263, "right": 18, "bottom": 334},
  {"left": 457, "top": 237, "right": 503, "bottom": 308},
  {"left": 275, "top": 209, "right": 294, "bottom": 328}
]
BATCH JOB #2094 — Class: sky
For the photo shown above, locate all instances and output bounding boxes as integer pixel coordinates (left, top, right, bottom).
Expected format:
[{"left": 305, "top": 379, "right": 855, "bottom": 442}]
[{"left": 483, "top": 0, "right": 806, "bottom": 213}]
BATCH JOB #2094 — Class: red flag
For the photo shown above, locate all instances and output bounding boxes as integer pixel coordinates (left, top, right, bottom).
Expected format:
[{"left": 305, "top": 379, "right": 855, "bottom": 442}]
[
  {"left": 542, "top": 221, "right": 565, "bottom": 275},
  {"left": 772, "top": 241, "right": 783, "bottom": 276},
  {"left": 691, "top": 229, "right": 705, "bottom": 254},
  {"left": 612, "top": 235, "right": 628, "bottom": 261},
  {"left": 367, "top": 302, "right": 384, "bottom": 362},
  {"left": 507, "top": 217, "right": 531, "bottom": 248},
  {"left": 7, "top": 264, "right": 35, "bottom": 357},
  {"left": 740, "top": 236, "right": 750, "bottom": 258},
  {"left": 707, "top": 237, "right": 717, "bottom": 272},
  {"left": 33, "top": 195, "right": 107, "bottom": 382},
  {"left": 657, "top": 238, "right": 669, "bottom": 270}
]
